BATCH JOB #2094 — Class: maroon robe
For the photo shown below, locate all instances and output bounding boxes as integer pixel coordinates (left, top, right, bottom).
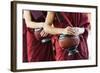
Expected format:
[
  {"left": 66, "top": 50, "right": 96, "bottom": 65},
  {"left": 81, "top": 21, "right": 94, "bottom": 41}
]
[
  {"left": 23, "top": 19, "right": 28, "bottom": 62},
  {"left": 23, "top": 11, "right": 54, "bottom": 62},
  {"left": 52, "top": 12, "right": 90, "bottom": 60}
]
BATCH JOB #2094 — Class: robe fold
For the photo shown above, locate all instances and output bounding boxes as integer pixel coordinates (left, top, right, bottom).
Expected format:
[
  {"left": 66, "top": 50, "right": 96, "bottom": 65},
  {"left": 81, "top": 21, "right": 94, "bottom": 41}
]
[
  {"left": 23, "top": 11, "right": 54, "bottom": 62},
  {"left": 23, "top": 19, "right": 28, "bottom": 62},
  {"left": 52, "top": 12, "right": 90, "bottom": 60}
]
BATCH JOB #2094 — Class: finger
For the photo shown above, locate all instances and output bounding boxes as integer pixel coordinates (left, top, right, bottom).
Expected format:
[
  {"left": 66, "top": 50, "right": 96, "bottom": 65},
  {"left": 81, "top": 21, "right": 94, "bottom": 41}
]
[
  {"left": 67, "top": 30, "right": 76, "bottom": 35},
  {"left": 68, "top": 27, "right": 78, "bottom": 35},
  {"left": 42, "top": 31, "right": 48, "bottom": 37},
  {"left": 40, "top": 30, "right": 45, "bottom": 37},
  {"left": 44, "top": 33, "right": 48, "bottom": 37},
  {"left": 40, "top": 30, "right": 48, "bottom": 37}
]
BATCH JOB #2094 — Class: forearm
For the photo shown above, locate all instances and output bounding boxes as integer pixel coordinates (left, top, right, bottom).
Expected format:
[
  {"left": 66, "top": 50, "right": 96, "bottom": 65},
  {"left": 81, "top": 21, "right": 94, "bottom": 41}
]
[
  {"left": 44, "top": 11, "right": 64, "bottom": 35},
  {"left": 44, "top": 24, "right": 64, "bottom": 35},
  {"left": 24, "top": 10, "right": 44, "bottom": 29},
  {"left": 25, "top": 20, "right": 44, "bottom": 28},
  {"left": 44, "top": 24, "right": 85, "bottom": 35}
]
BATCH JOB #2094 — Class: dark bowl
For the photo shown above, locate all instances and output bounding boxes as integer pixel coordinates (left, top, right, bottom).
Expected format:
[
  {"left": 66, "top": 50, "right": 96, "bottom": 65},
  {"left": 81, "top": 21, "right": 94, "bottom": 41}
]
[{"left": 59, "top": 35, "right": 80, "bottom": 49}]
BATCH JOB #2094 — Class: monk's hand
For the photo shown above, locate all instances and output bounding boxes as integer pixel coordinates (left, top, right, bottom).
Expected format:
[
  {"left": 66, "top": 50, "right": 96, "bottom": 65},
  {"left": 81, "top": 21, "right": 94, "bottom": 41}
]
[
  {"left": 72, "top": 27, "right": 85, "bottom": 35},
  {"left": 62, "top": 26, "right": 85, "bottom": 35},
  {"left": 62, "top": 26, "right": 77, "bottom": 35},
  {"left": 40, "top": 30, "right": 48, "bottom": 37}
]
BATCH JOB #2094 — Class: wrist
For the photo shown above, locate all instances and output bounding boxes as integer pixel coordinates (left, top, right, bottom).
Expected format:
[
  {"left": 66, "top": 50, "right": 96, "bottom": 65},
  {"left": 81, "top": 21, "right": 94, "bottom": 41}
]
[{"left": 61, "top": 28, "right": 67, "bottom": 35}]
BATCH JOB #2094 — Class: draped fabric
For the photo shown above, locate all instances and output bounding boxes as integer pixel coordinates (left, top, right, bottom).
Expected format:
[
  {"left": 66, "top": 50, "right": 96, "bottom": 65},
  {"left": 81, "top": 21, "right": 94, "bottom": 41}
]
[
  {"left": 52, "top": 12, "right": 90, "bottom": 60},
  {"left": 23, "top": 11, "right": 90, "bottom": 61},
  {"left": 23, "top": 11, "right": 54, "bottom": 62},
  {"left": 23, "top": 19, "right": 28, "bottom": 62}
]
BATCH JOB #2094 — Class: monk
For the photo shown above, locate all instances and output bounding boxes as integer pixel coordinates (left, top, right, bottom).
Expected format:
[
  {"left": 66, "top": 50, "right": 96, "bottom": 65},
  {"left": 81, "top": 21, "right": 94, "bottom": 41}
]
[
  {"left": 23, "top": 10, "right": 54, "bottom": 62},
  {"left": 43, "top": 12, "right": 91, "bottom": 61}
]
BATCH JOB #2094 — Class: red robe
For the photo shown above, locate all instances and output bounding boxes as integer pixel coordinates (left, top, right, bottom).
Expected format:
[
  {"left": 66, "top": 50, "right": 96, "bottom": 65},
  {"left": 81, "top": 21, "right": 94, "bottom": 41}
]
[
  {"left": 23, "top": 11, "right": 54, "bottom": 62},
  {"left": 23, "top": 19, "right": 28, "bottom": 62},
  {"left": 52, "top": 12, "right": 90, "bottom": 60}
]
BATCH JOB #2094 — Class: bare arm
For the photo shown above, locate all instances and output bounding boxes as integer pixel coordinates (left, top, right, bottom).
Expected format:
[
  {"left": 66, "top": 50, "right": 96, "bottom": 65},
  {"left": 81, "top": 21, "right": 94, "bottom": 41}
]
[
  {"left": 44, "top": 12, "right": 65, "bottom": 35},
  {"left": 23, "top": 10, "right": 44, "bottom": 28},
  {"left": 44, "top": 12, "right": 88, "bottom": 35}
]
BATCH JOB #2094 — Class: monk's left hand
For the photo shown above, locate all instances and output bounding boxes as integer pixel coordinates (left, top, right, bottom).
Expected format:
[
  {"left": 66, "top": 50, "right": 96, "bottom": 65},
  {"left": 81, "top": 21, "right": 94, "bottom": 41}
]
[{"left": 40, "top": 30, "right": 48, "bottom": 37}]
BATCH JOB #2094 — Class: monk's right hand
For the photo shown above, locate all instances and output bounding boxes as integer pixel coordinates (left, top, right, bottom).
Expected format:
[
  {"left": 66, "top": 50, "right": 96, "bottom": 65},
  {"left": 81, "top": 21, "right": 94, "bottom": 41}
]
[
  {"left": 62, "top": 26, "right": 77, "bottom": 35},
  {"left": 40, "top": 30, "right": 48, "bottom": 37}
]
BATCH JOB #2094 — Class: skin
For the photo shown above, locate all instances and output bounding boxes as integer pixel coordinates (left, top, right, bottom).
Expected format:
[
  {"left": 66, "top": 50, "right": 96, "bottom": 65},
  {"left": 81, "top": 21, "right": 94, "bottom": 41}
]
[
  {"left": 44, "top": 11, "right": 85, "bottom": 35},
  {"left": 24, "top": 11, "right": 86, "bottom": 36},
  {"left": 23, "top": 10, "right": 48, "bottom": 37}
]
